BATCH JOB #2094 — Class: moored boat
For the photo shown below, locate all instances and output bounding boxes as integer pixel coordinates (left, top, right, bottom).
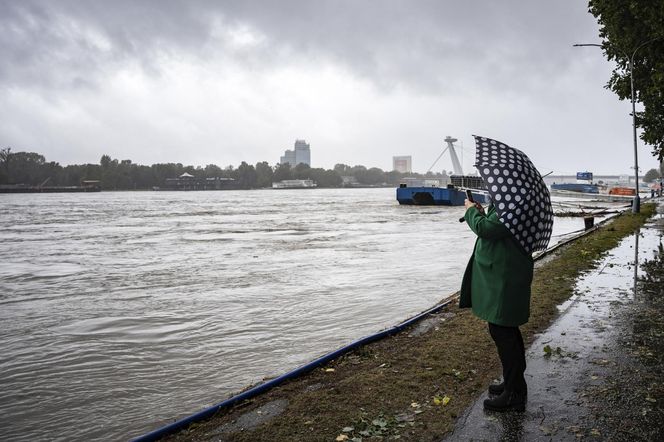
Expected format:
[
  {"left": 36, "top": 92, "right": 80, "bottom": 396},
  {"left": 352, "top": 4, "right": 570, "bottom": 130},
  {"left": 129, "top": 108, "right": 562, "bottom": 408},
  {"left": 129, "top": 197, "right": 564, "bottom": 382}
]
[
  {"left": 550, "top": 171, "right": 600, "bottom": 194},
  {"left": 396, "top": 183, "right": 487, "bottom": 205},
  {"left": 395, "top": 136, "right": 487, "bottom": 206},
  {"left": 608, "top": 186, "right": 636, "bottom": 196}
]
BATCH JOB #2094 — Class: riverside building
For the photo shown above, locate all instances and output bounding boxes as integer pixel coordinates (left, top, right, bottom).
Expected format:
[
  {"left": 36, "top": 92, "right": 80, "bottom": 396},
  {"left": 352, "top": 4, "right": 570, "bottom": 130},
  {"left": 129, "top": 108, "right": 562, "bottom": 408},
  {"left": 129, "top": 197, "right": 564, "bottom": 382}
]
[{"left": 280, "top": 140, "right": 311, "bottom": 167}]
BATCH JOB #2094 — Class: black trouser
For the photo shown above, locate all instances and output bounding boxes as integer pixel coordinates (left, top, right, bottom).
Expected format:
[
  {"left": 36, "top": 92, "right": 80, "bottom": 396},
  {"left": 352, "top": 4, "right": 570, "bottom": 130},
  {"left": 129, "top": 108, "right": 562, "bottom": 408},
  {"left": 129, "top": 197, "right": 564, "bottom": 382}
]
[{"left": 488, "top": 322, "right": 527, "bottom": 395}]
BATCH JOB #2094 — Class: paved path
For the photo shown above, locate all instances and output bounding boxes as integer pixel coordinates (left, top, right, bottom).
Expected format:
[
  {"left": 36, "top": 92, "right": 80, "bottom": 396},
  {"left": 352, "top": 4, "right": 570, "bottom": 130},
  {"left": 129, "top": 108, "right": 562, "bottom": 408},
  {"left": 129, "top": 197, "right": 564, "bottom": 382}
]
[{"left": 445, "top": 202, "right": 663, "bottom": 441}]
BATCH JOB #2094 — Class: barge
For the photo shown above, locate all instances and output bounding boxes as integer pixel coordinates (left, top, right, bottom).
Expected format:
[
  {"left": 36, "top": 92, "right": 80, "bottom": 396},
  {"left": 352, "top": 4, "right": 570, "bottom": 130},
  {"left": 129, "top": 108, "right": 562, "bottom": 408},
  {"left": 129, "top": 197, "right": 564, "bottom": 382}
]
[{"left": 396, "top": 136, "right": 487, "bottom": 206}]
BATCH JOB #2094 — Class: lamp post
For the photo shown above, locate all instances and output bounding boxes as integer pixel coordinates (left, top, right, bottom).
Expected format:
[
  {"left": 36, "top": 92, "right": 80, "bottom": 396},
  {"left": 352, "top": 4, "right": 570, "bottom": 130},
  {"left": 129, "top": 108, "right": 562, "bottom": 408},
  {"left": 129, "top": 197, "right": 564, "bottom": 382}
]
[{"left": 574, "top": 40, "right": 659, "bottom": 213}]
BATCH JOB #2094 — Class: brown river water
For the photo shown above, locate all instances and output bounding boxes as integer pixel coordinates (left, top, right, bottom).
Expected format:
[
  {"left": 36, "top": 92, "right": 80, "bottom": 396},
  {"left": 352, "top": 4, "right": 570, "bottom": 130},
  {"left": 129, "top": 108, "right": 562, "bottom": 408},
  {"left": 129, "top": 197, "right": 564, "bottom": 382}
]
[{"left": 0, "top": 188, "right": 589, "bottom": 441}]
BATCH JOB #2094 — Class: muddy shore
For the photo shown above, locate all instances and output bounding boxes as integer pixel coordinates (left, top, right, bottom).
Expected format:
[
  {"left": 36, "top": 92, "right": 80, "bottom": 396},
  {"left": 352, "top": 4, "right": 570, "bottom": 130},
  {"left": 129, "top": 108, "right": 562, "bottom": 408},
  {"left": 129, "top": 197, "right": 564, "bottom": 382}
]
[{"left": 158, "top": 203, "right": 659, "bottom": 442}]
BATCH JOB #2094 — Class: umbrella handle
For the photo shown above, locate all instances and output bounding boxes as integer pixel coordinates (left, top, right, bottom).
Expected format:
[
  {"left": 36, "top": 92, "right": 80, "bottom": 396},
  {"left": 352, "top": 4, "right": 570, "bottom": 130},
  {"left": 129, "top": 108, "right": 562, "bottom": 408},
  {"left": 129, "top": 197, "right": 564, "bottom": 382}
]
[{"left": 458, "top": 216, "right": 466, "bottom": 223}]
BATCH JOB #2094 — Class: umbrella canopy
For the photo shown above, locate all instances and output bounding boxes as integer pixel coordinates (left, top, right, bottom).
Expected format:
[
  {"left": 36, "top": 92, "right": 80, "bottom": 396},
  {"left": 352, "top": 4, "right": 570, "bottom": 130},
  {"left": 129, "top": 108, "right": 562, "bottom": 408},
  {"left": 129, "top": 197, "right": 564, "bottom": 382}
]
[{"left": 473, "top": 135, "right": 554, "bottom": 254}]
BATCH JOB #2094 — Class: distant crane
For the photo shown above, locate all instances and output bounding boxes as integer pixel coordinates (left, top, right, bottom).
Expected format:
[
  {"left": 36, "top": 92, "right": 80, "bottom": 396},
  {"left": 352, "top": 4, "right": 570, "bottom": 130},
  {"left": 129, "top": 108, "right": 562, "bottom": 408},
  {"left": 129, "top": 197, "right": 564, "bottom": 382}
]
[{"left": 426, "top": 136, "right": 464, "bottom": 175}]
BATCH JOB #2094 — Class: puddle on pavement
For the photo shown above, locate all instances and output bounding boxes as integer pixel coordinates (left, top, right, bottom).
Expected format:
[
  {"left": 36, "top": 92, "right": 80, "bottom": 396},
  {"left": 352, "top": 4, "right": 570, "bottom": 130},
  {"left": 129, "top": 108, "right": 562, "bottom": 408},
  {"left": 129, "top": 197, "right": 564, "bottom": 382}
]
[{"left": 445, "top": 209, "right": 664, "bottom": 442}]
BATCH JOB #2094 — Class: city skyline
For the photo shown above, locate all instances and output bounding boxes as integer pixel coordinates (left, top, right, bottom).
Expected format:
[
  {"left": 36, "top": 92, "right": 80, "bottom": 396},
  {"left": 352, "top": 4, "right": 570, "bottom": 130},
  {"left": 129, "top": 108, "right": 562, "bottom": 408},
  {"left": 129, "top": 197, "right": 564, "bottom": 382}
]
[{"left": 1, "top": 1, "right": 662, "bottom": 176}]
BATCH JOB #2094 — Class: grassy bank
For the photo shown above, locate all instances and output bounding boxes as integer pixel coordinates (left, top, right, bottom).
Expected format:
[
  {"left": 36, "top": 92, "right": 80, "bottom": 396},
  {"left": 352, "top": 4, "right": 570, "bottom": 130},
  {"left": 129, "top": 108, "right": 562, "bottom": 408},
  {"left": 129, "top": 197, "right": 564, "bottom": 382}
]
[{"left": 167, "top": 205, "right": 654, "bottom": 442}]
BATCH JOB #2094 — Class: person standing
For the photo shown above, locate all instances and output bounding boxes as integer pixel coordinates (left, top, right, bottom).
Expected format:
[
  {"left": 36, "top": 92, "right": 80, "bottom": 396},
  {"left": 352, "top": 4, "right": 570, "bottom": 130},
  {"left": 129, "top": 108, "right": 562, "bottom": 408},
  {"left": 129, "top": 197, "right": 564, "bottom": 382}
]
[{"left": 459, "top": 198, "right": 534, "bottom": 412}]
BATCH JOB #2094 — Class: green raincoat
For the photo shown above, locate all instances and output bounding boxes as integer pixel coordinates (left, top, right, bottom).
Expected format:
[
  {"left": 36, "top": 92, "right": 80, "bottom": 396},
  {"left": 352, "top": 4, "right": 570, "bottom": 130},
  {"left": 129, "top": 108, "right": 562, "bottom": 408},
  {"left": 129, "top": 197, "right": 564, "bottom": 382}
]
[{"left": 459, "top": 205, "right": 534, "bottom": 326}]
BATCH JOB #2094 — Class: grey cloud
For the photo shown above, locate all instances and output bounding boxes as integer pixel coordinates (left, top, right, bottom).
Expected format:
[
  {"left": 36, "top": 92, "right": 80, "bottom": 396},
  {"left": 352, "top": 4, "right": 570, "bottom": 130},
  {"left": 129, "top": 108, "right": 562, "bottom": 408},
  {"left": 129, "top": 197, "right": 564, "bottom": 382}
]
[{"left": 0, "top": 0, "right": 602, "bottom": 95}]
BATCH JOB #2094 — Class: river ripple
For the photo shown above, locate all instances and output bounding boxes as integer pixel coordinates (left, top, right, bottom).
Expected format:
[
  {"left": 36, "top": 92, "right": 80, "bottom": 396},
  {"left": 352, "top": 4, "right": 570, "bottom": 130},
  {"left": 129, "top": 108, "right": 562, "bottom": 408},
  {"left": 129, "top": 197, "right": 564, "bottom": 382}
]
[{"left": 0, "top": 188, "right": 585, "bottom": 441}]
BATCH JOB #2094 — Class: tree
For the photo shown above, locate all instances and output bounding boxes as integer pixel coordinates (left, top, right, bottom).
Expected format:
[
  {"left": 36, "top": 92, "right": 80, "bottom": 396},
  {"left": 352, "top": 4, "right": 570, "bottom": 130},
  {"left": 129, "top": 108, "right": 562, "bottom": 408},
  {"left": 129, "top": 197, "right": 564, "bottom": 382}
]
[
  {"left": 254, "top": 161, "right": 273, "bottom": 188},
  {"left": 0, "top": 147, "right": 11, "bottom": 183},
  {"left": 100, "top": 154, "right": 112, "bottom": 169},
  {"left": 7, "top": 152, "right": 47, "bottom": 184},
  {"left": 234, "top": 161, "right": 257, "bottom": 189},
  {"left": 273, "top": 163, "right": 292, "bottom": 182},
  {"left": 292, "top": 163, "right": 312, "bottom": 179},
  {"left": 643, "top": 168, "right": 661, "bottom": 183},
  {"left": 204, "top": 164, "right": 223, "bottom": 178},
  {"left": 588, "top": 0, "right": 664, "bottom": 160},
  {"left": 334, "top": 163, "right": 351, "bottom": 175}
]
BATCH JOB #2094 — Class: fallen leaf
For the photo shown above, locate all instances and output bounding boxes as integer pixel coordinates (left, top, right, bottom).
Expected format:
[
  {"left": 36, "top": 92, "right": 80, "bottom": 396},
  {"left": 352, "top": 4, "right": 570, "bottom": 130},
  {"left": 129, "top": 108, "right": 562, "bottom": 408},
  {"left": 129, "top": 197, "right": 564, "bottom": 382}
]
[
  {"left": 410, "top": 402, "right": 420, "bottom": 408},
  {"left": 336, "top": 435, "right": 349, "bottom": 441},
  {"left": 372, "top": 418, "right": 387, "bottom": 428},
  {"left": 645, "top": 396, "right": 657, "bottom": 403},
  {"left": 325, "top": 368, "right": 335, "bottom": 373},
  {"left": 590, "top": 428, "right": 601, "bottom": 436},
  {"left": 539, "top": 425, "right": 552, "bottom": 435},
  {"left": 442, "top": 396, "right": 451, "bottom": 406},
  {"left": 341, "top": 426, "right": 354, "bottom": 433}
]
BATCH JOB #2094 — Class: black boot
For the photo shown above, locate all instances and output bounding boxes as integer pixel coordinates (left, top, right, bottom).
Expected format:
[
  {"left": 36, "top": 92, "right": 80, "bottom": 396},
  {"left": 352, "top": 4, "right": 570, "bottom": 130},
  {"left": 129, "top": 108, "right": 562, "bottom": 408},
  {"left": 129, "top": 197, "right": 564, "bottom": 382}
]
[
  {"left": 483, "top": 390, "right": 526, "bottom": 412},
  {"left": 488, "top": 382, "right": 504, "bottom": 395}
]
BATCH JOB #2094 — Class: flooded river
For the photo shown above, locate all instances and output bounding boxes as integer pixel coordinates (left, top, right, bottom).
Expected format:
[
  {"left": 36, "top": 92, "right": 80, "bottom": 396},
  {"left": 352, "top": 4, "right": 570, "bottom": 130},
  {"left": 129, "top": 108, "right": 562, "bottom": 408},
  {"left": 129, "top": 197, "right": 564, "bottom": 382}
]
[{"left": 0, "top": 188, "right": 589, "bottom": 440}]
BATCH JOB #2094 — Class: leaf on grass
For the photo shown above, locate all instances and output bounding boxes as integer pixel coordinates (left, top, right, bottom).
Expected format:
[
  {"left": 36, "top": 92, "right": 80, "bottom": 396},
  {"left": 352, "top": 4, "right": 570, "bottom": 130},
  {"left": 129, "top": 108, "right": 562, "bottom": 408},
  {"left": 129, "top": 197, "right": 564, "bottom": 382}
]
[
  {"left": 645, "top": 396, "right": 657, "bottom": 403},
  {"left": 336, "top": 435, "right": 349, "bottom": 441},
  {"left": 341, "top": 426, "right": 354, "bottom": 433},
  {"left": 590, "top": 428, "right": 601, "bottom": 436},
  {"left": 410, "top": 402, "right": 420, "bottom": 408},
  {"left": 434, "top": 395, "right": 451, "bottom": 406},
  {"left": 372, "top": 418, "right": 387, "bottom": 428},
  {"left": 325, "top": 368, "right": 335, "bottom": 373},
  {"left": 543, "top": 345, "right": 552, "bottom": 356}
]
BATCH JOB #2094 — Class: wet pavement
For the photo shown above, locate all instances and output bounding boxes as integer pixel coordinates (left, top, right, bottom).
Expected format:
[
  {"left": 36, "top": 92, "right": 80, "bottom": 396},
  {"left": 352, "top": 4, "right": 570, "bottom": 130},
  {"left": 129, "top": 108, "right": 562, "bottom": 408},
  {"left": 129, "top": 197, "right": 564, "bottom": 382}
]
[{"left": 445, "top": 200, "right": 664, "bottom": 441}]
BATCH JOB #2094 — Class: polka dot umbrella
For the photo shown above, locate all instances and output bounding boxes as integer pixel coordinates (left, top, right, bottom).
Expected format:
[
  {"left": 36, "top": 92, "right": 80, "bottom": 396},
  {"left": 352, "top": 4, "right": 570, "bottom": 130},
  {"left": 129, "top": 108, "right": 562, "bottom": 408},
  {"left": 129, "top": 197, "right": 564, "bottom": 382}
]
[{"left": 473, "top": 135, "right": 554, "bottom": 254}]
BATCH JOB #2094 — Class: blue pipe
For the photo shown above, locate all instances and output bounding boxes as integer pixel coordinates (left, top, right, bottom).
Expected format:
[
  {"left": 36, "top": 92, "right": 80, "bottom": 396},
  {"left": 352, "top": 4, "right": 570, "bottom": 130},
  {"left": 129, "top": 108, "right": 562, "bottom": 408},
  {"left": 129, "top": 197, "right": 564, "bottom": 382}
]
[{"left": 131, "top": 298, "right": 455, "bottom": 441}]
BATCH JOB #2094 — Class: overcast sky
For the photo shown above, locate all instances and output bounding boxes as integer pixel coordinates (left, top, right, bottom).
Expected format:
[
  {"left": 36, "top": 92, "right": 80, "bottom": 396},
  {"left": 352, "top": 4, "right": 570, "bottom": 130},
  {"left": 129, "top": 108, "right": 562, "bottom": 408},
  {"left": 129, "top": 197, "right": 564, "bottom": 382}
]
[{"left": 1, "top": 0, "right": 660, "bottom": 175}]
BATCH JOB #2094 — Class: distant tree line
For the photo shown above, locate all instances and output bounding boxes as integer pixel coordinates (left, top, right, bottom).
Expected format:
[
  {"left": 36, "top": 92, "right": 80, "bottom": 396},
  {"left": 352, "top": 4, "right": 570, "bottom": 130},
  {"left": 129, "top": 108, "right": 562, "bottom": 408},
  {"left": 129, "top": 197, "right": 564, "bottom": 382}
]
[{"left": 0, "top": 147, "right": 447, "bottom": 190}]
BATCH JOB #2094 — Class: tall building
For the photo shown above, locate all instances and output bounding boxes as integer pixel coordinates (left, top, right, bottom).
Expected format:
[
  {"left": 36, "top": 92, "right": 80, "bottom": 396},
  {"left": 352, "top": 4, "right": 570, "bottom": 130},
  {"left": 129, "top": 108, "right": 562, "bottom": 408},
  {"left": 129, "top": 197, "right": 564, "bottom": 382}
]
[
  {"left": 393, "top": 156, "right": 412, "bottom": 173},
  {"left": 280, "top": 150, "right": 296, "bottom": 166},
  {"left": 280, "top": 139, "right": 311, "bottom": 167}
]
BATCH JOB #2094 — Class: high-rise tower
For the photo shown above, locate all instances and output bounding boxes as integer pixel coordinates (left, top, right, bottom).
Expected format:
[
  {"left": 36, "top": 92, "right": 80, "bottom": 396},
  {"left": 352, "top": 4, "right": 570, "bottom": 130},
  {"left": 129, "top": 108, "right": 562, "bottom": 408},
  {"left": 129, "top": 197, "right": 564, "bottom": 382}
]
[{"left": 280, "top": 140, "right": 311, "bottom": 166}]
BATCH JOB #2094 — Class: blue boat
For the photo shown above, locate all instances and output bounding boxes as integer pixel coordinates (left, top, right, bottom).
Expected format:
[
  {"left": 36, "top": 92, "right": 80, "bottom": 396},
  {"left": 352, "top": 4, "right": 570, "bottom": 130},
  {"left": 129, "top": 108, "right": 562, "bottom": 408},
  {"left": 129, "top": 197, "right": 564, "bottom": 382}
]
[
  {"left": 397, "top": 185, "right": 487, "bottom": 205},
  {"left": 395, "top": 136, "right": 487, "bottom": 206},
  {"left": 550, "top": 183, "right": 599, "bottom": 194},
  {"left": 550, "top": 171, "right": 599, "bottom": 194}
]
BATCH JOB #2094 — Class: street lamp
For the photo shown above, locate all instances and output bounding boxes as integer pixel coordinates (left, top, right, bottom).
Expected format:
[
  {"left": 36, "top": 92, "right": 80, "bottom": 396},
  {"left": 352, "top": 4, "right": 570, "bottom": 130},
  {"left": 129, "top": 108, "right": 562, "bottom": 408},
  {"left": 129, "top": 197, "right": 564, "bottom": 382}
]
[{"left": 574, "top": 39, "right": 659, "bottom": 213}]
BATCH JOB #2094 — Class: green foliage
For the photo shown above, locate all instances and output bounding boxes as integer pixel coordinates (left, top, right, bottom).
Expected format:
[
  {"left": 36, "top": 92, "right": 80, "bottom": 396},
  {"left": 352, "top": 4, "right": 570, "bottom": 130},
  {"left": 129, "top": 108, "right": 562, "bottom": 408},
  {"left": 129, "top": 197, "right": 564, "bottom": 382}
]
[
  {"left": 588, "top": 0, "right": 664, "bottom": 160},
  {"left": 273, "top": 163, "right": 293, "bottom": 182},
  {"left": 254, "top": 161, "right": 273, "bottom": 188},
  {"left": 1, "top": 150, "right": 444, "bottom": 189},
  {"left": 234, "top": 161, "right": 258, "bottom": 189},
  {"left": 643, "top": 168, "right": 661, "bottom": 182}
]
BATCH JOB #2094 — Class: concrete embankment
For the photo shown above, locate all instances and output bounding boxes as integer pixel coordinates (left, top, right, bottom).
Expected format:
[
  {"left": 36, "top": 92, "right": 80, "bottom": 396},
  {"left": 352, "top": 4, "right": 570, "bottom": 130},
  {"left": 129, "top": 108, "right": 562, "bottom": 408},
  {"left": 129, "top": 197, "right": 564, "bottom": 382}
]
[{"left": 155, "top": 202, "right": 659, "bottom": 442}]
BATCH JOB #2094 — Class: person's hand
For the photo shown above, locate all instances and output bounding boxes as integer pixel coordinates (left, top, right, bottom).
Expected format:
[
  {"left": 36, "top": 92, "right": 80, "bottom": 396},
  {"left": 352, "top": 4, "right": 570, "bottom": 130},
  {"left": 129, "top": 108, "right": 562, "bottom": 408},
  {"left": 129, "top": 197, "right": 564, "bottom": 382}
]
[{"left": 465, "top": 199, "right": 485, "bottom": 214}]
